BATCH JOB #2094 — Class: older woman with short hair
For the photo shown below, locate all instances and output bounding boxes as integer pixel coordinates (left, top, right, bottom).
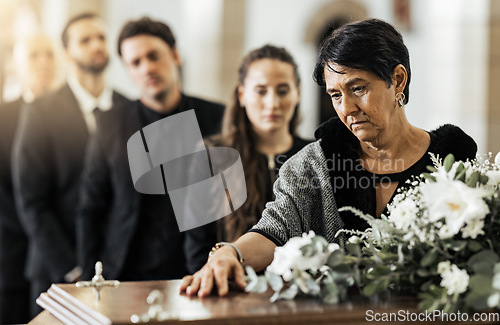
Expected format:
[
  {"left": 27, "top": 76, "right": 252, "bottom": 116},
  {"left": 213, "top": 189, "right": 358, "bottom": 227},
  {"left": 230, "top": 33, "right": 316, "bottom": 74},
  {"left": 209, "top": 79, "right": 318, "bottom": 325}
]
[{"left": 180, "top": 18, "right": 477, "bottom": 297}]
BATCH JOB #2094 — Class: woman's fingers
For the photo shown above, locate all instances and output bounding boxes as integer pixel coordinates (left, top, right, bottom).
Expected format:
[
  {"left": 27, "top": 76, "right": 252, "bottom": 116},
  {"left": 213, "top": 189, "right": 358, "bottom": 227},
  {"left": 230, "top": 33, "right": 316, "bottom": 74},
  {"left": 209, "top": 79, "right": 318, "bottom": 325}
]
[
  {"left": 198, "top": 267, "right": 215, "bottom": 297},
  {"left": 213, "top": 262, "right": 230, "bottom": 296},
  {"left": 186, "top": 275, "right": 202, "bottom": 296},
  {"left": 179, "top": 275, "right": 193, "bottom": 292}
]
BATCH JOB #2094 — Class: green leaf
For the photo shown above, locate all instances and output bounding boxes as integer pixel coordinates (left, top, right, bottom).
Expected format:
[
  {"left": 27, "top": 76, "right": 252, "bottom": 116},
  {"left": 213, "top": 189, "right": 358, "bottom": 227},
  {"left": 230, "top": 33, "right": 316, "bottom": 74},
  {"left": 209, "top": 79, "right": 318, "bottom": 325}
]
[
  {"left": 311, "top": 235, "right": 329, "bottom": 252},
  {"left": 468, "top": 250, "right": 499, "bottom": 275},
  {"left": 326, "top": 250, "right": 345, "bottom": 268},
  {"left": 363, "top": 280, "right": 382, "bottom": 296},
  {"left": 465, "top": 275, "right": 494, "bottom": 310},
  {"left": 321, "top": 282, "right": 340, "bottom": 304},
  {"left": 346, "top": 243, "right": 361, "bottom": 256},
  {"left": 426, "top": 166, "right": 437, "bottom": 173},
  {"left": 300, "top": 244, "right": 315, "bottom": 257},
  {"left": 331, "top": 264, "right": 352, "bottom": 274},
  {"left": 446, "top": 240, "right": 467, "bottom": 252},
  {"left": 443, "top": 154, "right": 455, "bottom": 172},
  {"left": 468, "top": 240, "right": 483, "bottom": 252},
  {"left": 454, "top": 162, "right": 465, "bottom": 179},
  {"left": 421, "top": 248, "right": 439, "bottom": 267},
  {"left": 466, "top": 171, "right": 480, "bottom": 188},
  {"left": 416, "top": 268, "right": 431, "bottom": 277},
  {"left": 422, "top": 173, "right": 436, "bottom": 182},
  {"left": 455, "top": 167, "right": 467, "bottom": 182},
  {"left": 479, "top": 174, "right": 489, "bottom": 185}
]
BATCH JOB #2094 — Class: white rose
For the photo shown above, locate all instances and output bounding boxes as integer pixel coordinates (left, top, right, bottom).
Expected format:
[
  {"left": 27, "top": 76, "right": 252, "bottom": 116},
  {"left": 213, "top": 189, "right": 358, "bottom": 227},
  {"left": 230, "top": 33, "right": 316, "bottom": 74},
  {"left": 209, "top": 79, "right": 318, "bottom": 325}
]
[
  {"left": 420, "top": 179, "right": 491, "bottom": 237},
  {"left": 495, "top": 152, "right": 500, "bottom": 167}
]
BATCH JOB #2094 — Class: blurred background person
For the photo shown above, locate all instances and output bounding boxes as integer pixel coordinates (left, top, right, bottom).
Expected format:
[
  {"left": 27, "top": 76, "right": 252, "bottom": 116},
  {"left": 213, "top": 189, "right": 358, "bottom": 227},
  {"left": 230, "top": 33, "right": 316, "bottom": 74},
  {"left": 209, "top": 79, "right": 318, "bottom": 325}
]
[
  {"left": 76, "top": 17, "right": 223, "bottom": 283},
  {"left": 212, "top": 45, "right": 311, "bottom": 242},
  {"left": 11, "top": 13, "right": 129, "bottom": 318},
  {"left": 0, "top": 32, "right": 57, "bottom": 324}
]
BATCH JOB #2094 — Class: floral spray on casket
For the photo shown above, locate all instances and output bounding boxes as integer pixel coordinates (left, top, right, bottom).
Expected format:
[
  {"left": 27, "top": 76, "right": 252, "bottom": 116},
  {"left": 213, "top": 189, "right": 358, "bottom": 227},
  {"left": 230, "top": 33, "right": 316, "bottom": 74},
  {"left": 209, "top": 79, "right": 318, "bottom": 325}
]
[{"left": 246, "top": 152, "right": 500, "bottom": 313}]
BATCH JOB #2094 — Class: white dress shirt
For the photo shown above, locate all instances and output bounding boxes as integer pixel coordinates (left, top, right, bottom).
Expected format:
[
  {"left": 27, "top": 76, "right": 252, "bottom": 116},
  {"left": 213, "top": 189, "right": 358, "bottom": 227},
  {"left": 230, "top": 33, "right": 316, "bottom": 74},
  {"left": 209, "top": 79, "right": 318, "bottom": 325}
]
[{"left": 67, "top": 75, "right": 113, "bottom": 133}]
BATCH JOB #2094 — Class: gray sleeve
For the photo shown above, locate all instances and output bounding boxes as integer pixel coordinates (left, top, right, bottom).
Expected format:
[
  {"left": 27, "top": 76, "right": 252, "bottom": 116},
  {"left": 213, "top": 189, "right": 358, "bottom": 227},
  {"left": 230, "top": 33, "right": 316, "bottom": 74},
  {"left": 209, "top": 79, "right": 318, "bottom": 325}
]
[{"left": 250, "top": 142, "right": 343, "bottom": 246}]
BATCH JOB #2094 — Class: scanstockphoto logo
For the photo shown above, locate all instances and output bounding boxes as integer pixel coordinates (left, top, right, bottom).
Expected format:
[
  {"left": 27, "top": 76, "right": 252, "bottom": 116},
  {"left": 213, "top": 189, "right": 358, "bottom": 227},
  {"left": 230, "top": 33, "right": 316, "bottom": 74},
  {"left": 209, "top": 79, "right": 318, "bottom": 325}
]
[{"left": 127, "top": 109, "right": 247, "bottom": 232}]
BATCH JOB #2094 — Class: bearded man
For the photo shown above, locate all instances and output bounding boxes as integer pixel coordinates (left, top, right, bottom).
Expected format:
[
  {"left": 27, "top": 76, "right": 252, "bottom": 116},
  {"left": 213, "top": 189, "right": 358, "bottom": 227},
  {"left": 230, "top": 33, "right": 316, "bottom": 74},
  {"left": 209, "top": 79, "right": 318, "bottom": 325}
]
[{"left": 11, "top": 13, "right": 129, "bottom": 318}]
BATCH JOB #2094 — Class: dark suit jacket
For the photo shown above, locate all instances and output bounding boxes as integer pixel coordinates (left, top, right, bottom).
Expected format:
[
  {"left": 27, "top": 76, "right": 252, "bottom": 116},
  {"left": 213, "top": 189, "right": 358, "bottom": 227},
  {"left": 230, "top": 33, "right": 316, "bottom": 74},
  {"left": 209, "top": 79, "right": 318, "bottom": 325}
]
[
  {"left": 11, "top": 84, "right": 129, "bottom": 283},
  {"left": 77, "top": 96, "right": 224, "bottom": 280},
  {"left": 0, "top": 98, "right": 29, "bottom": 288}
]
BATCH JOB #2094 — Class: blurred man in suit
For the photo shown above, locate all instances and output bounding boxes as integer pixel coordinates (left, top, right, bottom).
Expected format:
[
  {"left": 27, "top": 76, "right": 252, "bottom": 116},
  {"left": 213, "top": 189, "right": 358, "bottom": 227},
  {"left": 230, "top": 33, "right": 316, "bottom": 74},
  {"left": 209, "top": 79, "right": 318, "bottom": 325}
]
[
  {"left": 0, "top": 32, "right": 57, "bottom": 324},
  {"left": 12, "top": 13, "right": 129, "bottom": 317},
  {"left": 77, "top": 17, "right": 223, "bottom": 283}
]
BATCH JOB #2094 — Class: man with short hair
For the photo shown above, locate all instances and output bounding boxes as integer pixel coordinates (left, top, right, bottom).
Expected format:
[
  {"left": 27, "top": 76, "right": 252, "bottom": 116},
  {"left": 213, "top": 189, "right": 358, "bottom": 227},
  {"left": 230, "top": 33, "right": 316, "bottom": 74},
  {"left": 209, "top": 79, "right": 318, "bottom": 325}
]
[
  {"left": 0, "top": 32, "right": 57, "bottom": 324},
  {"left": 76, "top": 17, "right": 224, "bottom": 282},
  {"left": 12, "top": 13, "right": 129, "bottom": 317}
]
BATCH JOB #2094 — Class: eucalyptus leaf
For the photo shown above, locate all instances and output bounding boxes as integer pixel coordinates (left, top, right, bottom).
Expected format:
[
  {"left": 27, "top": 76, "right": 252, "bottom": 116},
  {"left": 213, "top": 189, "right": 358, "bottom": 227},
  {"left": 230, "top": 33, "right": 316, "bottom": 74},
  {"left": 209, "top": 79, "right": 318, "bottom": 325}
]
[
  {"left": 321, "top": 282, "right": 340, "bottom": 304},
  {"left": 420, "top": 248, "right": 439, "bottom": 267},
  {"left": 426, "top": 166, "right": 437, "bottom": 173},
  {"left": 363, "top": 280, "right": 381, "bottom": 297},
  {"left": 443, "top": 154, "right": 455, "bottom": 172},
  {"left": 466, "top": 171, "right": 480, "bottom": 188},
  {"left": 468, "top": 240, "right": 483, "bottom": 252},
  {"left": 332, "top": 264, "right": 352, "bottom": 274},
  {"left": 326, "top": 250, "right": 345, "bottom": 268},
  {"left": 312, "top": 236, "right": 328, "bottom": 252},
  {"left": 300, "top": 244, "right": 315, "bottom": 257},
  {"left": 468, "top": 250, "right": 499, "bottom": 275},
  {"left": 454, "top": 162, "right": 464, "bottom": 178},
  {"left": 479, "top": 174, "right": 489, "bottom": 185},
  {"left": 346, "top": 242, "right": 361, "bottom": 256},
  {"left": 422, "top": 173, "right": 436, "bottom": 182},
  {"left": 446, "top": 240, "right": 467, "bottom": 252}
]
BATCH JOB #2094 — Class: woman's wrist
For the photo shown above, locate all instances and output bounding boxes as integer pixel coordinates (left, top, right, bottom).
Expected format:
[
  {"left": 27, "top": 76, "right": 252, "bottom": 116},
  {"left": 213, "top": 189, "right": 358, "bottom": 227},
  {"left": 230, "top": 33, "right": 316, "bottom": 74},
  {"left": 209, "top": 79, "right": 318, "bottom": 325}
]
[{"left": 209, "top": 242, "right": 245, "bottom": 265}]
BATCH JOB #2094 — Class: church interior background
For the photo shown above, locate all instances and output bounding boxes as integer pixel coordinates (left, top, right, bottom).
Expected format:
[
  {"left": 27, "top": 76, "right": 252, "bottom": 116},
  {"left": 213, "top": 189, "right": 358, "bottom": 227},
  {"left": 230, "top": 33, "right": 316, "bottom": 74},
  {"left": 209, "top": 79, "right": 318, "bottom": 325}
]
[{"left": 0, "top": 0, "right": 499, "bottom": 154}]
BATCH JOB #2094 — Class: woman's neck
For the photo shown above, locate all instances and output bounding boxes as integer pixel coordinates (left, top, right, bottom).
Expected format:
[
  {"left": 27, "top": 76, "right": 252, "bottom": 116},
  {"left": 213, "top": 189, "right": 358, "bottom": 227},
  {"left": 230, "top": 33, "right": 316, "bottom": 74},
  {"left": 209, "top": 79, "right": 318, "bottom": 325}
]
[
  {"left": 255, "top": 127, "right": 293, "bottom": 156},
  {"left": 360, "top": 123, "right": 430, "bottom": 174}
]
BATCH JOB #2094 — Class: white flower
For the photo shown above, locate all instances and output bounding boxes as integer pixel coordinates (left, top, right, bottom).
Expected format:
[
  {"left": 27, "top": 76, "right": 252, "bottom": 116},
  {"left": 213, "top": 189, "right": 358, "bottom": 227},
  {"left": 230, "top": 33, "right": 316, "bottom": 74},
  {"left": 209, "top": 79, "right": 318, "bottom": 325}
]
[
  {"left": 437, "top": 261, "right": 451, "bottom": 274},
  {"left": 388, "top": 199, "right": 419, "bottom": 231},
  {"left": 328, "top": 243, "right": 340, "bottom": 252},
  {"left": 438, "top": 262, "right": 469, "bottom": 295},
  {"left": 420, "top": 179, "right": 491, "bottom": 238},
  {"left": 348, "top": 236, "right": 361, "bottom": 244},
  {"left": 485, "top": 170, "right": 500, "bottom": 187},
  {"left": 462, "top": 217, "right": 485, "bottom": 239},
  {"left": 495, "top": 152, "right": 500, "bottom": 166},
  {"left": 438, "top": 225, "right": 454, "bottom": 239},
  {"left": 266, "top": 231, "right": 332, "bottom": 279}
]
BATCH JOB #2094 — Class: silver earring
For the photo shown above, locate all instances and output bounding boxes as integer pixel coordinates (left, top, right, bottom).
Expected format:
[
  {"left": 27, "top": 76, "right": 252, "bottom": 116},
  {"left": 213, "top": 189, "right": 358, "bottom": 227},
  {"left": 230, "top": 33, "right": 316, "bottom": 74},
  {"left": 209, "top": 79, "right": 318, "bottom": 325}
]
[{"left": 395, "top": 92, "right": 405, "bottom": 107}]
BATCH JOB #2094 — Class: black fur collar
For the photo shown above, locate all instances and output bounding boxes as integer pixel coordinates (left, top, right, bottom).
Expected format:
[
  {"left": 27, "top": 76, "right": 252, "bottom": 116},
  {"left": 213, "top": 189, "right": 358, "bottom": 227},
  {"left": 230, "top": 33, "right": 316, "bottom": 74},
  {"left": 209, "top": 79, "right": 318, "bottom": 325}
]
[{"left": 314, "top": 117, "right": 477, "bottom": 162}]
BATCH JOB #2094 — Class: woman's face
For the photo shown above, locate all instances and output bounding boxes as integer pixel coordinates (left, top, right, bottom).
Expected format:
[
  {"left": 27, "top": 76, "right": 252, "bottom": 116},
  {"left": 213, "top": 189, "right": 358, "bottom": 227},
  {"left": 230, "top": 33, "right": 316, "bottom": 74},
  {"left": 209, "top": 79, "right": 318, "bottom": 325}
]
[
  {"left": 324, "top": 63, "right": 400, "bottom": 143},
  {"left": 238, "top": 58, "right": 299, "bottom": 135}
]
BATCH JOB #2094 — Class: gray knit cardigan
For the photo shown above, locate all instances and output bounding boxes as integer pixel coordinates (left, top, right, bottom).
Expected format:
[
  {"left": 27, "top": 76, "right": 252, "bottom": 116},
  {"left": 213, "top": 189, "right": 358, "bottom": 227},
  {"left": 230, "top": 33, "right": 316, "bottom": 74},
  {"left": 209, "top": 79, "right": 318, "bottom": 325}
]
[{"left": 250, "top": 140, "right": 344, "bottom": 246}]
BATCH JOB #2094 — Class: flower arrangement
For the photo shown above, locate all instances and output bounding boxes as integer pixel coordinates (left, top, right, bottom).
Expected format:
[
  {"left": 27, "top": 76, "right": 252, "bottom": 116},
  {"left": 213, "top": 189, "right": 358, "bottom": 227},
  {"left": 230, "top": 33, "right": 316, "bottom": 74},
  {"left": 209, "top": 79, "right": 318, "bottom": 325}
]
[{"left": 245, "top": 152, "right": 500, "bottom": 312}]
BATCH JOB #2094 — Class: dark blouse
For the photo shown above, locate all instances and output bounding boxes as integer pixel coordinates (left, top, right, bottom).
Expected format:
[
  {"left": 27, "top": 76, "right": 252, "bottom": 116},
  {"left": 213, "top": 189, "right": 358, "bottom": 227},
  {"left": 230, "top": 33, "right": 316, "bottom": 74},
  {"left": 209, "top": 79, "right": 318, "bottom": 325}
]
[
  {"left": 260, "top": 137, "right": 312, "bottom": 203},
  {"left": 315, "top": 117, "right": 478, "bottom": 232}
]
